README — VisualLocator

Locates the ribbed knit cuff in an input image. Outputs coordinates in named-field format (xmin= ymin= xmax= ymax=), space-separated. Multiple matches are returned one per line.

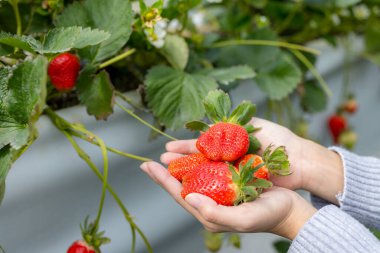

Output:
xmin=289 ymin=205 xmax=380 ymax=253
xmin=310 ymin=193 xmax=332 ymax=210
xmin=330 ymin=146 xmax=380 ymax=230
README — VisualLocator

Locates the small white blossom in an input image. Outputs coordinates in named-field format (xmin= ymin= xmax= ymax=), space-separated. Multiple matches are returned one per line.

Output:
xmin=353 ymin=4 xmax=370 ymax=20
xmin=167 ymin=19 xmax=182 ymax=33
xmin=189 ymin=10 xmax=205 ymax=29
xmin=144 ymin=20 xmax=168 ymax=48
xmin=331 ymin=14 xmax=341 ymax=26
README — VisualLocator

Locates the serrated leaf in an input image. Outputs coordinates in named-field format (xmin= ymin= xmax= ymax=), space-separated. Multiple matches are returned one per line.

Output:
xmin=185 ymin=121 xmax=209 ymax=132
xmin=0 ymin=145 xmax=12 ymax=205
xmin=255 ymin=54 xmax=301 ymax=100
xmin=249 ymin=178 xmax=273 ymax=188
xmin=145 ymin=66 xmax=218 ymax=130
xmin=39 ymin=26 xmax=110 ymax=54
xmin=248 ymin=136 xmax=261 ymax=154
xmin=301 ymin=81 xmax=327 ymax=113
xmin=0 ymin=32 xmax=41 ymax=53
xmin=56 ymin=0 xmax=133 ymax=62
xmin=159 ymin=35 xmax=189 ymax=70
xmin=77 ymin=68 xmax=115 ymax=120
xmin=203 ymin=90 xmax=231 ymax=123
xmin=204 ymin=66 xmax=256 ymax=85
xmin=229 ymin=101 xmax=256 ymax=125
xmin=0 ymin=56 xmax=47 ymax=150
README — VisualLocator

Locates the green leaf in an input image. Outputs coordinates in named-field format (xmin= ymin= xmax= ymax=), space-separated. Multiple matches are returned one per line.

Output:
xmin=301 ymin=81 xmax=327 ymax=113
xmin=203 ymin=90 xmax=231 ymax=123
xmin=249 ymin=178 xmax=273 ymax=188
xmin=248 ymin=136 xmax=261 ymax=154
xmin=0 ymin=44 xmax=13 ymax=56
xmin=263 ymin=145 xmax=291 ymax=176
xmin=273 ymin=240 xmax=291 ymax=253
xmin=365 ymin=20 xmax=380 ymax=54
xmin=145 ymin=66 xmax=218 ymax=130
xmin=241 ymin=186 xmax=258 ymax=202
xmin=0 ymin=56 xmax=47 ymax=150
xmin=229 ymin=101 xmax=256 ymax=125
xmin=305 ymin=0 xmax=360 ymax=7
xmin=228 ymin=165 xmax=241 ymax=184
xmin=77 ymin=68 xmax=115 ymax=120
xmin=55 ymin=0 xmax=133 ymax=62
xmin=185 ymin=121 xmax=209 ymax=132
xmin=202 ymin=65 xmax=256 ymax=85
xmin=0 ymin=145 xmax=12 ymax=205
xmin=0 ymin=32 xmax=41 ymax=53
xmin=255 ymin=54 xmax=301 ymax=100
xmin=159 ymin=35 xmax=189 ymax=70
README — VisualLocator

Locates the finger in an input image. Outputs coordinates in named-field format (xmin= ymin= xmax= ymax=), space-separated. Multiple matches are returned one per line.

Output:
xmin=166 ymin=140 xmax=198 ymax=154
xmin=160 ymin=152 xmax=184 ymax=165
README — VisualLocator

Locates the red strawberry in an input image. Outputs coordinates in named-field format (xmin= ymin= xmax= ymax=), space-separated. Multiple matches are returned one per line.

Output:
xmin=67 ymin=240 xmax=95 ymax=253
xmin=234 ymin=154 xmax=269 ymax=180
xmin=196 ymin=122 xmax=249 ymax=162
xmin=343 ymin=99 xmax=358 ymax=114
xmin=168 ymin=153 xmax=210 ymax=181
xmin=181 ymin=161 xmax=272 ymax=206
xmin=328 ymin=114 xmax=347 ymax=143
xmin=48 ymin=52 xmax=80 ymax=91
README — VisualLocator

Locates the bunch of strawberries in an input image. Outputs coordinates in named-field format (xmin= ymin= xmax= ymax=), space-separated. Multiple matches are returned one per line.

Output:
xmin=168 ymin=90 xmax=291 ymax=206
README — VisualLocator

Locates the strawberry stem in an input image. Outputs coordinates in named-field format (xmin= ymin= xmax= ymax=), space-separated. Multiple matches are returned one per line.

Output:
xmin=10 ymin=0 xmax=22 ymax=36
xmin=116 ymin=101 xmax=178 ymax=141
xmin=98 ymin=48 xmax=136 ymax=69
xmin=211 ymin=39 xmax=320 ymax=55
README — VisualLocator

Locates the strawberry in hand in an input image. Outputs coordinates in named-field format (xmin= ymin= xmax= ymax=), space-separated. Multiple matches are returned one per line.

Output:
xmin=168 ymin=153 xmax=210 ymax=181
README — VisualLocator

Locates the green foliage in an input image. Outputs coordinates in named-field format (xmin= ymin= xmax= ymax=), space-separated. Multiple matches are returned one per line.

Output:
xmin=301 ymin=81 xmax=328 ymax=112
xmin=200 ymin=66 xmax=256 ymax=86
xmin=159 ymin=35 xmax=189 ymax=70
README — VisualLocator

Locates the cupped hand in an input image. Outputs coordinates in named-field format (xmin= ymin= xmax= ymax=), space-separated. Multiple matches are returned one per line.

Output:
xmin=140 ymin=161 xmax=316 ymax=240
xmin=161 ymin=117 xmax=307 ymax=190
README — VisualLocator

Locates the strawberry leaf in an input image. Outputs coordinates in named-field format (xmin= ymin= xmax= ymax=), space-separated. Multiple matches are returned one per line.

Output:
xmin=247 ymin=136 xmax=261 ymax=154
xmin=228 ymin=101 xmax=256 ymax=125
xmin=76 ymin=67 xmax=115 ymax=120
xmin=241 ymin=186 xmax=258 ymax=202
xmin=0 ymin=145 xmax=12 ymax=205
xmin=263 ymin=145 xmax=291 ymax=176
xmin=228 ymin=165 xmax=240 ymax=184
xmin=203 ymin=90 xmax=231 ymax=123
xmin=145 ymin=66 xmax=217 ymax=130
xmin=199 ymin=65 xmax=256 ymax=85
xmin=249 ymin=178 xmax=273 ymax=188
xmin=0 ymin=32 xmax=41 ymax=53
xmin=159 ymin=35 xmax=189 ymax=70
xmin=185 ymin=121 xmax=209 ymax=132
xmin=55 ymin=0 xmax=133 ymax=62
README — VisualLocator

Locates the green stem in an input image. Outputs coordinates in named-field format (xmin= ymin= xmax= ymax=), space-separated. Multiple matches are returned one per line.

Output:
xmin=116 ymin=101 xmax=178 ymax=141
xmin=290 ymin=49 xmax=333 ymax=97
xmin=115 ymin=90 xmax=145 ymax=111
xmin=63 ymin=132 xmax=153 ymax=253
xmin=10 ymin=0 xmax=22 ymax=35
xmin=99 ymin=49 xmax=136 ymax=69
xmin=0 ymin=245 xmax=5 ymax=253
xmin=211 ymin=39 xmax=320 ymax=55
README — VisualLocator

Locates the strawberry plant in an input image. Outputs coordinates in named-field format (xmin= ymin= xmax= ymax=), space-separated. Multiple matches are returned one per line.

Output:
xmin=1 ymin=0 xmax=380 ymax=252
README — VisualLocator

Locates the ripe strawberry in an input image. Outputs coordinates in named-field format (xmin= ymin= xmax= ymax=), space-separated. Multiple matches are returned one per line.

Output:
xmin=343 ymin=99 xmax=358 ymax=114
xmin=48 ymin=52 xmax=80 ymax=91
xmin=181 ymin=161 xmax=272 ymax=206
xmin=67 ymin=240 xmax=95 ymax=253
xmin=328 ymin=114 xmax=347 ymax=143
xmin=196 ymin=122 xmax=249 ymax=162
xmin=234 ymin=154 xmax=269 ymax=180
xmin=168 ymin=153 xmax=210 ymax=181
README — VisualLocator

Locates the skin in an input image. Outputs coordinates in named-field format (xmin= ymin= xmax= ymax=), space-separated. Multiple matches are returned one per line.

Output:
xmin=140 ymin=117 xmax=344 ymax=240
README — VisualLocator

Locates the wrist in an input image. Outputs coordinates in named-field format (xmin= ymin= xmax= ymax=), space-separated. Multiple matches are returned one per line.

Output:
xmin=300 ymin=139 xmax=344 ymax=205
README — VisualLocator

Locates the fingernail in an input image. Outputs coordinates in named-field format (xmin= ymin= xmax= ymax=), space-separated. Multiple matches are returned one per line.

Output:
xmin=185 ymin=194 xmax=202 ymax=209
xmin=140 ymin=162 xmax=148 ymax=172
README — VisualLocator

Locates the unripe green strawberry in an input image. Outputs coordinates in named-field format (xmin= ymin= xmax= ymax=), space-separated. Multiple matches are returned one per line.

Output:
xmin=168 ymin=153 xmax=210 ymax=181
xmin=196 ymin=122 xmax=249 ymax=162
xmin=338 ymin=130 xmax=357 ymax=150
xmin=48 ymin=52 xmax=80 ymax=91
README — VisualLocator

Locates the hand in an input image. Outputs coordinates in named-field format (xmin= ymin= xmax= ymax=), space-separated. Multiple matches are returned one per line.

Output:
xmin=140 ymin=161 xmax=316 ymax=240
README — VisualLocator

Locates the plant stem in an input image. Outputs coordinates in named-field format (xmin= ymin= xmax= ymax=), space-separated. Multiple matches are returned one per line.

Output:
xmin=10 ymin=0 xmax=22 ymax=35
xmin=211 ymin=39 xmax=320 ymax=55
xmin=290 ymin=49 xmax=333 ymax=97
xmin=115 ymin=90 xmax=145 ymax=111
xmin=99 ymin=49 xmax=136 ymax=69
xmin=63 ymin=132 xmax=153 ymax=253
xmin=116 ymin=101 xmax=178 ymax=141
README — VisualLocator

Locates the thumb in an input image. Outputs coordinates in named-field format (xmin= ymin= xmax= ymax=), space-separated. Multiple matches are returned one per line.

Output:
xmin=185 ymin=193 xmax=217 ymax=210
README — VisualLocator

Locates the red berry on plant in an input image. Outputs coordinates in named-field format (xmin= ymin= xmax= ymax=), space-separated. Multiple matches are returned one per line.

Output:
xmin=67 ymin=240 xmax=95 ymax=253
xmin=168 ymin=153 xmax=210 ymax=181
xmin=328 ymin=114 xmax=347 ymax=143
xmin=48 ymin=52 xmax=80 ymax=91
xmin=343 ymin=99 xmax=358 ymax=114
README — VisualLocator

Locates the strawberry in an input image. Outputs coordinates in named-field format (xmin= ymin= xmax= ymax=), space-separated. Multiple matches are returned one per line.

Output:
xmin=343 ymin=99 xmax=358 ymax=114
xmin=196 ymin=122 xmax=249 ymax=162
xmin=328 ymin=114 xmax=347 ymax=143
xmin=48 ymin=52 xmax=80 ymax=91
xmin=186 ymin=90 xmax=259 ymax=162
xmin=234 ymin=154 xmax=269 ymax=180
xmin=168 ymin=153 xmax=210 ymax=181
xmin=181 ymin=160 xmax=272 ymax=206
xmin=338 ymin=129 xmax=357 ymax=150
xmin=67 ymin=240 xmax=95 ymax=253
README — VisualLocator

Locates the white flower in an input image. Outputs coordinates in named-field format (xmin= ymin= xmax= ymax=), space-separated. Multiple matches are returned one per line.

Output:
xmin=331 ymin=14 xmax=341 ymax=26
xmin=353 ymin=4 xmax=370 ymax=20
xmin=189 ymin=10 xmax=205 ymax=29
xmin=144 ymin=20 xmax=168 ymax=48
xmin=167 ymin=19 xmax=182 ymax=33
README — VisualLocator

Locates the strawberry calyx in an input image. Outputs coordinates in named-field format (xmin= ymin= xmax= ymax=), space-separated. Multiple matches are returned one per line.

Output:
xmin=80 ymin=216 xmax=110 ymax=253
xmin=262 ymin=145 xmax=291 ymax=176
xmin=229 ymin=157 xmax=272 ymax=206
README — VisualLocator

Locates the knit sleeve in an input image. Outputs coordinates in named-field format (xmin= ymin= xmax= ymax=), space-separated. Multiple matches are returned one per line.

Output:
xmin=330 ymin=146 xmax=380 ymax=230
xmin=289 ymin=205 xmax=380 ymax=253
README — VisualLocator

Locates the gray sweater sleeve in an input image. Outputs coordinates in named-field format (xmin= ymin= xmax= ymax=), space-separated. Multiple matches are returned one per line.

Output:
xmin=289 ymin=205 xmax=380 ymax=253
xmin=311 ymin=146 xmax=380 ymax=229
